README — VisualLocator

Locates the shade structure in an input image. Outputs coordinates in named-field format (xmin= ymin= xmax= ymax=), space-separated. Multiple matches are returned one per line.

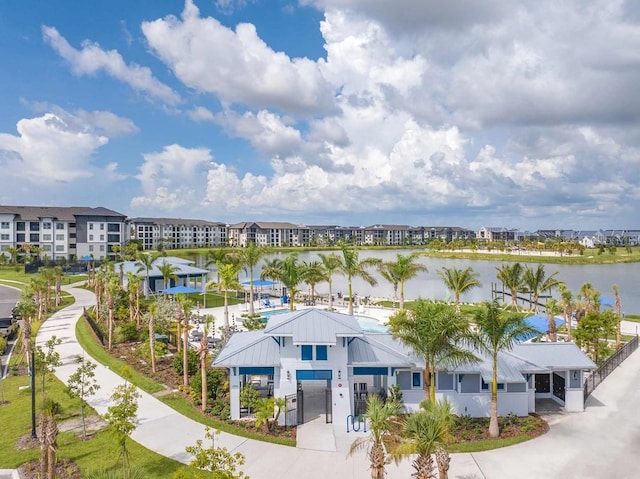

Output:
xmin=241 ymin=280 xmax=277 ymax=287
xmin=159 ymin=285 xmax=201 ymax=294
xmin=518 ymin=313 xmax=566 ymax=342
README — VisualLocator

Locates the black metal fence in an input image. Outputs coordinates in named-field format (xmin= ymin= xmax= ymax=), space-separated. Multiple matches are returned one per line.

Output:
xmin=584 ymin=335 xmax=639 ymax=400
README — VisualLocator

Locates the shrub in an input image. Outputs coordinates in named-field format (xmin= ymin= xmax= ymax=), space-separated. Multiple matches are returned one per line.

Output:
xmin=137 ymin=339 xmax=168 ymax=361
xmin=115 ymin=321 xmax=140 ymax=342
xmin=0 ymin=337 xmax=7 ymax=355
xmin=173 ymin=349 xmax=199 ymax=377
xmin=190 ymin=369 xmax=228 ymax=402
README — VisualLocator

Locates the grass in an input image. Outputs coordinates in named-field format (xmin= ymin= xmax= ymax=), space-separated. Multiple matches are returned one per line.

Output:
xmin=623 ymin=314 xmax=640 ymax=323
xmin=0 ymin=375 xmax=183 ymax=477
xmin=75 ymin=318 xmax=165 ymax=394
xmin=449 ymin=434 xmax=537 ymax=453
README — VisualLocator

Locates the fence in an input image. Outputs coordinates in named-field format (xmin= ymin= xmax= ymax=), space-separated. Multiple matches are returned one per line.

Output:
xmin=584 ymin=335 xmax=639 ymax=400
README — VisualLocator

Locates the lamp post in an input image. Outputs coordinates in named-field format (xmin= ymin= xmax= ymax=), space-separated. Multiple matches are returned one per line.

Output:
xmin=30 ymin=349 xmax=36 ymax=438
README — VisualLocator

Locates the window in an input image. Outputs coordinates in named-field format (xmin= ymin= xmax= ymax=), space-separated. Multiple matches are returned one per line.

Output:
xmin=301 ymin=345 xmax=313 ymax=361
xmin=55 ymin=234 xmax=64 ymax=241
xmin=316 ymin=345 xmax=328 ymax=361
xmin=1 ymin=222 xmax=9 ymax=229
xmin=55 ymin=245 xmax=64 ymax=252
xmin=412 ymin=372 xmax=422 ymax=388
xmin=16 ymin=233 xmax=25 ymax=242
xmin=481 ymin=379 xmax=504 ymax=391
xmin=108 ymin=223 xmax=120 ymax=232
xmin=88 ymin=245 xmax=94 ymax=252
xmin=89 ymin=223 xmax=94 ymax=230
xmin=29 ymin=223 xmax=39 ymax=231
xmin=100 ymin=235 xmax=104 ymax=241
xmin=16 ymin=222 xmax=25 ymax=231
xmin=437 ymin=373 xmax=454 ymax=390
xmin=42 ymin=245 xmax=51 ymax=252
xmin=42 ymin=234 xmax=52 ymax=241
xmin=100 ymin=223 xmax=104 ymax=230
xmin=56 ymin=223 xmax=64 ymax=230
xmin=99 ymin=245 xmax=104 ymax=251
xmin=89 ymin=235 xmax=94 ymax=241
xmin=42 ymin=222 xmax=51 ymax=229
xmin=0 ymin=234 xmax=9 ymax=241
xmin=30 ymin=233 xmax=39 ymax=242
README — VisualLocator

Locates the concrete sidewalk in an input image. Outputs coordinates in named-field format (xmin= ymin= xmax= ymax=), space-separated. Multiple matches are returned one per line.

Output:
xmin=37 ymin=286 xmax=640 ymax=479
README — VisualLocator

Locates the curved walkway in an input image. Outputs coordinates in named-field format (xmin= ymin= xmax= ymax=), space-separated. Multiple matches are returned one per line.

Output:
xmin=37 ymin=286 xmax=640 ymax=479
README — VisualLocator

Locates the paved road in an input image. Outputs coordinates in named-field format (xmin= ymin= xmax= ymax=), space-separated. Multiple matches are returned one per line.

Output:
xmin=0 ymin=284 xmax=21 ymax=378
xmin=38 ymin=286 xmax=640 ymax=479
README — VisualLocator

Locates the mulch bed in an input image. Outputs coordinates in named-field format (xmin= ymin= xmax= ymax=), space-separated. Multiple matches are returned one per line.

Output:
xmin=451 ymin=413 xmax=549 ymax=442
xmin=19 ymin=458 xmax=82 ymax=479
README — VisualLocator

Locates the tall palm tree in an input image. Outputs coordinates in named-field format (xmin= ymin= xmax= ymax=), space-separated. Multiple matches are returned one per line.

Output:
xmin=301 ymin=260 xmax=325 ymax=302
xmin=105 ymin=272 xmax=121 ymax=351
xmin=580 ymin=282 xmax=597 ymax=314
xmin=438 ymin=266 xmax=481 ymax=313
xmin=523 ymin=264 xmax=561 ymax=313
xmin=205 ymin=247 xmax=232 ymax=284
xmin=558 ymin=284 xmax=574 ymax=342
xmin=136 ymin=252 xmax=160 ymax=297
xmin=39 ymin=399 xmax=59 ymax=479
xmin=207 ymin=262 xmax=242 ymax=333
xmin=338 ymin=244 xmax=381 ymax=315
xmin=348 ymin=395 xmax=402 ymax=479
xmin=177 ymin=294 xmax=194 ymax=387
xmin=265 ymin=253 xmax=306 ymax=311
xmin=234 ymin=243 xmax=269 ymax=316
xmin=318 ymin=252 xmax=343 ymax=311
xmin=198 ymin=315 xmax=213 ymax=413
xmin=53 ymin=266 xmax=63 ymax=307
xmin=613 ymin=284 xmax=622 ymax=348
xmin=389 ymin=300 xmax=477 ymax=402
xmin=379 ymin=253 xmax=427 ymax=310
xmin=144 ymin=303 xmax=158 ymax=373
xmin=495 ymin=262 xmax=524 ymax=310
xmin=472 ymin=301 xmax=537 ymax=438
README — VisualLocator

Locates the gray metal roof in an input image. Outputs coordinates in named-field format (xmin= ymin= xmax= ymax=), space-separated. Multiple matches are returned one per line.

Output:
xmin=511 ymin=342 xmax=597 ymax=370
xmin=263 ymin=309 xmax=363 ymax=345
xmin=445 ymin=347 xmax=548 ymax=383
xmin=348 ymin=334 xmax=420 ymax=367
xmin=214 ymin=331 xmax=280 ymax=367
xmin=115 ymin=256 xmax=209 ymax=279
xmin=0 ymin=205 xmax=126 ymax=221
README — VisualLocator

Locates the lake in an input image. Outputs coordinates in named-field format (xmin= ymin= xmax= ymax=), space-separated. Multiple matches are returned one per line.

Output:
xmin=197 ymin=250 xmax=640 ymax=314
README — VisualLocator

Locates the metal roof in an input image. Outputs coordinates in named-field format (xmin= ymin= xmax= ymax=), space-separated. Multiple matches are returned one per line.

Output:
xmin=214 ymin=331 xmax=281 ymax=367
xmin=348 ymin=334 xmax=420 ymax=367
xmin=263 ymin=309 xmax=363 ymax=345
xmin=0 ymin=205 xmax=126 ymax=221
xmin=444 ymin=347 xmax=548 ymax=383
xmin=511 ymin=342 xmax=597 ymax=370
xmin=115 ymin=257 xmax=209 ymax=279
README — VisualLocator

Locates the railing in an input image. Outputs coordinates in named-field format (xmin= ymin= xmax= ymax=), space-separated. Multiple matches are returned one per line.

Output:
xmin=584 ymin=335 xmax=639 ymax=400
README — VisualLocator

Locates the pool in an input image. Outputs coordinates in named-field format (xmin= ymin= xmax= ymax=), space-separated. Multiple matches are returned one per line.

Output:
xmin=260 ymin=308 xmax=289 ymax=319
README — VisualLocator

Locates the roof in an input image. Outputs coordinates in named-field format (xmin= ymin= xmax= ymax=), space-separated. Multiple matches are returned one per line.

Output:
xmin=115 ymin=256 xmax=209 ymax=278
xmin=445 ymin=347 xmax=547 ymax=383
xmin=214 ymin=331 xmax=281 ymax=367
xmin=0 ymin=205 xmax=126 ymax=221
xmin=511 ymin=342 xmax=597 ymax=370
xmin=128 ymin=217 xmax=225 ymax=227
xmin=348 ymin=334 xmax=420 ymax=367
xmin=263 ymin=309 xmax=363 ymax=345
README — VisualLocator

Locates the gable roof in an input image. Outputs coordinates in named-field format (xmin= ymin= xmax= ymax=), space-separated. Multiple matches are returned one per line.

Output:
xmin=446 ymin=347 xmax=548 ymax=383
xmin=214 ymin=331 xmax=281 ymax=367
xmin=348 ymin=334 xmax=420 ymax=367
xmin=263 ymin=309 xmax=363 ymax=345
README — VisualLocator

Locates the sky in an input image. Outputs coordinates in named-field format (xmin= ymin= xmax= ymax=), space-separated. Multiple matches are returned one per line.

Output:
xmin=1 ymin=0 xmax=639 ymax=230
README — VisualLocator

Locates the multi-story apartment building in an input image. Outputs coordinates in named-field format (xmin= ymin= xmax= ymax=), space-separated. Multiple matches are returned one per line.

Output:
xmin=128 ymin=217 xmax=227 ymax=250
xmin=476 ymin=226 xmax=519 ymax=242
xmin=0 ymin=206 xmax=126 ymax=261
xmin=228 ymin=222 xmax=310 ymax=247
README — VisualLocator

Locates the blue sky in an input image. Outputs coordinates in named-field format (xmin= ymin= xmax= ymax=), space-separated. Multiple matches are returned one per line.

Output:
xmin=1 ymin=0 xmax=639 ymax=230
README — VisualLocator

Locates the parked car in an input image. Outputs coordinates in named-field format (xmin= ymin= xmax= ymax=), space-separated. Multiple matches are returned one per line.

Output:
xmin=190 ymin=329 xmax=204 ymax=341
xmin=208 ymin=337 xmax=221 ymax=349
xmin=0 ymin=318 xmax=18 ymax=340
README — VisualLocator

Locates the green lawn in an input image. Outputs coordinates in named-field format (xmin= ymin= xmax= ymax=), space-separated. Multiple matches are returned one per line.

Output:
xmin=449 ymin=434 xmax=537 ymax=453
xmin=0 ymin=375 xmax=183 ymax=477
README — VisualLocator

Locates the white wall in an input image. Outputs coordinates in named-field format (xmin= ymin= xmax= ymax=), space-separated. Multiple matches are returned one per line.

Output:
xmin=434 ymin=391 xmax=529 ymax=417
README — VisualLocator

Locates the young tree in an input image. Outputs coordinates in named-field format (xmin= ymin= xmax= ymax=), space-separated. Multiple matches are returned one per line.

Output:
xmin=135 ymin=252 xmax=160 ymax=297
xmin=104 ymin=372 xmax=141 ymax=478
xmin=523 ymin=264 xmax=561 ymax=313
xmin=38 ymin=398 xmax=59 ymax=479
xmin=574 ymin=310 xmax=617 ymax=364
xmin=612 ymin=284 xmax=622 ymax=348
xmin=545 ymin=298 xmax=561 ymax=342
xmin=234 ymin=243 xmax=269 ymax=316
xmin=158 ymin=261 xmax=180 ymax=290
xmin=379 ymin=253 xmax=427 ymax=310
xmin=472 ymin=301 xmax=537 ymax=438
xmin=348 ymin=395 xmax=403 ymax=479
xmin=558 ymin=284 xmax=574 ymax=342
xmin=438 ymin=266 xmax=481 ymax=313
xmin=177 ymin=294 xmax=194 ymax=387
xmin=317 ymin=252 xmax=344 ymax=311
xmin=207 ymin=263 xmax=241 ymax=332
xmin=301 ymin=260 xmax=326 ymax=303
xmin=496 ymin=262 xmax=524 ymax=310
xmin=388 ymin=301 xmax=477 ymax=402
xmin=66 ymin=355 xmax=101 ymax=439
xmin=198 ymin=316 xmax=213 ymax=413
xmin=36 ymin=335 xmax=62 ymax=398
xmin=173 ymin=427 xmax=247 ymax=479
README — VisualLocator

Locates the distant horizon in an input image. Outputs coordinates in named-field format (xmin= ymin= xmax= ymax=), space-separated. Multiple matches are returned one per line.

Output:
xmin=1 ymin=1 xmax=639 ymax=229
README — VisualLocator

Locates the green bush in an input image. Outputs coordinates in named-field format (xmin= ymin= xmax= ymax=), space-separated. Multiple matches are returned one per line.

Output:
xmin=116 ymin=321 xmax=140 ymax=342
xmin=137 ymin=339 xmax=168 ymax=361
xmin=172 ymin=349 xmax=199 ymax=377
xmin=0 ymin=337 xmax=7 ymax=355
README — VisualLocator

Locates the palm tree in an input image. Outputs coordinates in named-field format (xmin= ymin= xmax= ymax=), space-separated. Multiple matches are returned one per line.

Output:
xmin=613 ymin=284 xmax=622 ymax=348
xmin=472 ymin=301 xmax=537 ymax=438
xmin=495 ymin=263 xmax=524 ymax=310
xmin=126 ymin=272 xmax=142 ymax=328
xmin=387 ymin=253 xmax=427 ymax=310
xmin=338 ymin=244 xmax=381 ymax=315
xmin=39 ymin=399 xmax=59 ymax=479
xmin=234 ymin=243 xmax=269 ymax=316
xmin=144 ymin=304 xmax=158 ymax=373
xmin=157 ymin=260 xmax=179 ymax=291
xmin=317 ymin=253 xmax=343 ymax=311
xmin=105 ymin=272 xmax=121 ymax=351
xmin=207 ymin=262 xmax=241 ymax=333
xmin=388 ymin=300 xmax=477 ymax=402
xmin=438 ymin=266 xmax=481 ymax=313
xmin=205 ymin=247 xmax=232 ymax=284
xmin=301 ymin=260 xmax=325 ymax=303
xmin=579 ymin=282 xmax=597 ymax=314
xmin=545 ymin=298 xmax=560 ymax=342
xmin=177 ymin=294 xmax=194 ymax=387
xmin=136 ymin=252 xmax=160 ymax=297
xmin=523 ymin=264 xmax=561 ymax=313
xmin=393 ymin=400 xmax=454 ymax=479
xmin=198 ymin=315 xmax=213 ymax=413
xmin=558 ymin=284 xmax=574 ymax=342
xmin=53 ymin=266 xmax=63 ymax=307
xmin=264 ymin=253 xmax=306 ymax=311
xmin=348 ymin=395 xmax=402 ymax=479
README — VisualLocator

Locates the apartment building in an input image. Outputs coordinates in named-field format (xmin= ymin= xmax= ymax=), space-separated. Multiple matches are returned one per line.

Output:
xmin=227 ymin=222 xmax=311 ymax=247
xmin=0 ymin=205 xmax=126 ymax=261
xmin=128 ymin=217 xmax=227 ymax=250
